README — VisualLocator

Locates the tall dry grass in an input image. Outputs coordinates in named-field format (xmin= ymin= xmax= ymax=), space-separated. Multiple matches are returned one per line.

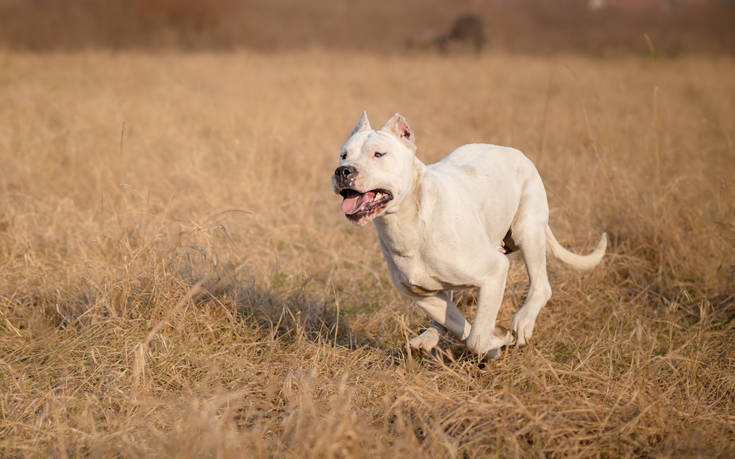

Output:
xmin=0 ymin=50 xmax=734 ymax=456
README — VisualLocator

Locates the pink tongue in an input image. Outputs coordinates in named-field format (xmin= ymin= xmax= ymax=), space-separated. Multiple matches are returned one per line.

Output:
xmin=342 ymin=191 xmax=376 ymax=215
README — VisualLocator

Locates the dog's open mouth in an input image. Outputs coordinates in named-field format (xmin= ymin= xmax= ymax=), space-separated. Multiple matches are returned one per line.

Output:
xmin=340 ymin=188 xmax=393 ymax=224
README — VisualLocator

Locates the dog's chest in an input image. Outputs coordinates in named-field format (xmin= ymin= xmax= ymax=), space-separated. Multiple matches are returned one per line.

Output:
xmin=386 ymin=254 xmax=443 ymax=296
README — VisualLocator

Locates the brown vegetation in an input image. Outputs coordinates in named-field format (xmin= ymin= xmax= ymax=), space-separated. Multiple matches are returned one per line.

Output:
xmin=0 ymin=49 xmax=733 ymax=456
xmin=0 ymin=0 xmax=734 ymax=55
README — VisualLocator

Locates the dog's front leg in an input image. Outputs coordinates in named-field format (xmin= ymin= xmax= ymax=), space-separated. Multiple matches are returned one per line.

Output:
xmin=409 ymin=291 xmax=471 ymax=352
xmin=407 ymin=321 xmax=445 ymax=352
xmin=465 ymin=256 xmax=514 ymax=357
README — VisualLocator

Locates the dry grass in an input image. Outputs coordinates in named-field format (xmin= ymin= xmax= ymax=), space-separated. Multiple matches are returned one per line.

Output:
xmin=0 ymin=50 xmax=734 ymax=457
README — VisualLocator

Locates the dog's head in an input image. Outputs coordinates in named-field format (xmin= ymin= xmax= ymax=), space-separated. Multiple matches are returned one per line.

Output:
xmin=332 ymin=111 xmax=418 ymax=225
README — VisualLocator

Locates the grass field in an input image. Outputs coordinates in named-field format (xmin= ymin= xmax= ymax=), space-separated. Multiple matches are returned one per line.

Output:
xmin=0 ymin=50 xmax=734 ymax=457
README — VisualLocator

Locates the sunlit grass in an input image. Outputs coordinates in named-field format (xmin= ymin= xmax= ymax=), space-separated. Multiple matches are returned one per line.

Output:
xmin=0 ymin=50 xmax=733 ymax=457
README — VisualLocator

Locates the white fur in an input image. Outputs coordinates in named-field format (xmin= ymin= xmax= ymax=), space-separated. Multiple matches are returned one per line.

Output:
xmin=333 ymin=112 xmax=607 ymax=356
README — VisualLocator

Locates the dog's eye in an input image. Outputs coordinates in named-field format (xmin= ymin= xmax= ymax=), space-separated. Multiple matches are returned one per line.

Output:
xmin=374 ymin=152 xmax=386 ymax=158
xmin=340 ymin=152 xmax=347 ymax=160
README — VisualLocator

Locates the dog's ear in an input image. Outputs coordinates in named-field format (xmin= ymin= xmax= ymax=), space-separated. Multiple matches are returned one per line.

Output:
xmin=382 ymin=113 xmax=416 ymax=148
xmin=349 ymin=110 xmax=372 ymax=137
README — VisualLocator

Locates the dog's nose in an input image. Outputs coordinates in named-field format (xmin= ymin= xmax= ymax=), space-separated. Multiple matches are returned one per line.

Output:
xmin=335 ymin=165 xmax=357 ymax=180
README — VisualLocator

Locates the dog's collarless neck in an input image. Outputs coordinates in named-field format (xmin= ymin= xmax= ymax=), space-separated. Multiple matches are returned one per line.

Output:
xmin=373 ymin=159 xmax=427 ymax=256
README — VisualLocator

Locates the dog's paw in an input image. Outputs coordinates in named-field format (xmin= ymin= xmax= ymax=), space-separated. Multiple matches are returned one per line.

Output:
xmin=511 ymin=309 xmax=537 ymax=346
xmin=465 ymin=327 xmax=513 ymax=356
xmin=407 ymin=327 xmax=441 ymax=352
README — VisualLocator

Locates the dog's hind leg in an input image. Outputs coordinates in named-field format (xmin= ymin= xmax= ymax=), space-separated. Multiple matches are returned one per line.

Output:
xmin=511 ymin=222 xmax=552 ymax=345
xmin=409 ymin=291 xmax=471 ymax=352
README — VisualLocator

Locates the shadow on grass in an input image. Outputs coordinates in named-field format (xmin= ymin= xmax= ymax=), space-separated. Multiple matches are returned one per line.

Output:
xmin=180 ymin=261 xmax=394 ymax=355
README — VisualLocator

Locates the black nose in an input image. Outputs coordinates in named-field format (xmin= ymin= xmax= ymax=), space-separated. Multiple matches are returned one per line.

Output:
xmin=335 ymin=165 xmax=357 ymax=181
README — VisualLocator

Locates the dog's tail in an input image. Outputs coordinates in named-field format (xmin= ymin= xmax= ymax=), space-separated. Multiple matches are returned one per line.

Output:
xmin=545 ymin=225 xmax=607 ymax=271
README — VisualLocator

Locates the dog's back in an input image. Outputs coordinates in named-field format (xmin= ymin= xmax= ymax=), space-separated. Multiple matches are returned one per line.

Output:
xmin=423 ymin=144 xmax=544 ymax=242
xmin=430 ymin=143 xmax=536 ymax=189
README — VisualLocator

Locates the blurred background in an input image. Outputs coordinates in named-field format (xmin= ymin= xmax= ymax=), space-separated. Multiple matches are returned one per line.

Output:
xmin=0 ymin=0 xmax=733 ymax=55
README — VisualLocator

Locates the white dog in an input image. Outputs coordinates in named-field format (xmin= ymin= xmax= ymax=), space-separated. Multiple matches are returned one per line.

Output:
xmin=332 ymin=111 xmax=607 ymax=357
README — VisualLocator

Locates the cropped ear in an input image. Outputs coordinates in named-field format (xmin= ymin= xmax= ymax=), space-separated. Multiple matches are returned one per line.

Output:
xmin=382 ymin=113 xmax=416 ymax=147
xmin=349 ymin=110 xmax=372 ymax=137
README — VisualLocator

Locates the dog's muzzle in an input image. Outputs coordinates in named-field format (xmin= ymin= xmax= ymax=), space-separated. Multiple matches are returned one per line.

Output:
xmin=334 ymin=165 xmax=358 ymax=189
